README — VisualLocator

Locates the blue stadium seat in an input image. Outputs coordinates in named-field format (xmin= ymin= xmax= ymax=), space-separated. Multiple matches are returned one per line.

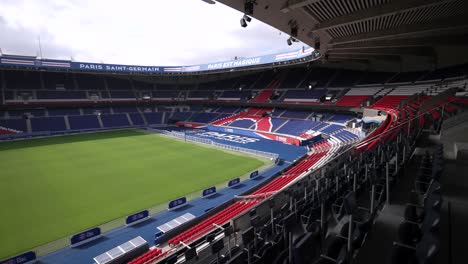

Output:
xmin=0 ymin=118 xmax=28 ymax=132
xmin=144 ymin=112 xmax=164 ymax=124
xmin=31 ymin=117 xmax=67 ymax=132
xmin=68 ymin=115 xmax=101 ymax=130
xmin=129 ymin=113 xmax=145 ymax=126
xmin=100 ymin=114 xmax=130 ymax=128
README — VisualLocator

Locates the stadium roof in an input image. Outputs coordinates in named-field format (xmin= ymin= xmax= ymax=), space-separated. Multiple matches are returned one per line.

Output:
xmin=218 ymin=0 xmax=468 ymax=71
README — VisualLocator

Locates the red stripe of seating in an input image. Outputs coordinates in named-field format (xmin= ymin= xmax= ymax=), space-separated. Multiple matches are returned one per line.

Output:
xmin=336 ymin=95 xmax=370 ymax=107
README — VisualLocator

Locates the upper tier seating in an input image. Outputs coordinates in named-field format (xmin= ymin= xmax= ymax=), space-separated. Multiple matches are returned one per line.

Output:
xmin=133 ymin=80 xmax=154 ymax=90
xmin=5 ymin=70 xmax=41 ymax=90
xmin=336 ymin=96 xmax=371 ymax=107
xmin=76 ymin=74 xmax=105 ymax=90
xmin=31 ymin=117 xmax=66 ymax=132
xmin=301 ymin=68 xmax=336 ymax=87
xmin=358 ymin=72 xmax=395 ymax=85
xmin=43 ymin=72 xmax=76 ymax=90
xmin=253 ymin=70 xmax=276 ymax=89
xmin=218 ymin=90 xmax=250 ymax=101
xmin=329 ymin=70 xmax=363 ymax=87
xmin=188 ymin=90 xmax=213 ymax=100
xmin=250 ymin=89 xmax=273 ymax=102
xmin=282 ymin=89 xmax=327 ymax=103
xmin=371 ymin=84 xmax=431 ymax=108
xmin=48 ymin=108 xmax=81 ymax=116
xmin=388 ymin=71 xmax=426 ymax=83
xmin=106 ymin=78 xmax=131 ymax=90
xmin=36 ymin=90 xmax=87 ymax=100
xmin=68 ymin=115 xmax=101 ymax=130
xmin=388 ymin=84 xmax=430 ymax=96
xmin=336 ymin=87 xmax=382 ymax=107
xmin=109 ymin=90 xmax=135 ymax=99
xmin=421 ymin=64 xmax=468 ymax=81
xmin=281 ymin=68 xmax=308 ymax=88
xmin=371 ymin=95 xmax=410 ymax=109
xmin=152 ymin=91 xmax=179 ymax=99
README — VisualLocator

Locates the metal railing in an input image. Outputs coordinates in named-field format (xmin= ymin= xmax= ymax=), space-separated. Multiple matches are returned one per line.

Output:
xmin=440 ymin=110 xmax=468 ymax=136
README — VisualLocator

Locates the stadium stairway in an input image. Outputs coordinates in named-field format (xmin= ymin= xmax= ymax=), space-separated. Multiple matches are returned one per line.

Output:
xmin=254 ymin=117 xmax=271 ymax=131
xmin=250 ymin=89 xmax=274 ymax=103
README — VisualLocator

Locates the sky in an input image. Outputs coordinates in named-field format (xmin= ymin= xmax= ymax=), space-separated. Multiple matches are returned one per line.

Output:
xmin=0 ymin=0 xmax=304 ymax=66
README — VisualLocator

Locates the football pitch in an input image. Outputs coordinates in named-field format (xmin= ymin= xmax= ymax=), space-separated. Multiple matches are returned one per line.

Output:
xmin=0 ymin=129 xmax=267 ymax=259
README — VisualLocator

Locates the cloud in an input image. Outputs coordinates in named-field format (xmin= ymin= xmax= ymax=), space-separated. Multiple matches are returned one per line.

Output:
xmin=0 ymin=0 xmax=305 ymax=65
xmin=0 ymin=17 xmax=75 ymax=59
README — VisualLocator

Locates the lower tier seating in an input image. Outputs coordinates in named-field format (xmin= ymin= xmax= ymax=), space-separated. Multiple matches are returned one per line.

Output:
xmin=31 ymin=117 xmax=66 ymax=132
xmin=100 ymin=114 xmax=130 ymax=128
xmin=68 ymin=115 xmax=101 ymax=130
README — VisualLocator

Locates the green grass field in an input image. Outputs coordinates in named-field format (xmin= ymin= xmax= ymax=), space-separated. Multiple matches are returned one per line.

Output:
xmin=0 ymin=129 xmax=267 ymax=259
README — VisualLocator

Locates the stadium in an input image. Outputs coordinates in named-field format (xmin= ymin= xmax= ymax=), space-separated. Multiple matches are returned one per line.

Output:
xmin=1 ymin=0 xmax=468 ymax=264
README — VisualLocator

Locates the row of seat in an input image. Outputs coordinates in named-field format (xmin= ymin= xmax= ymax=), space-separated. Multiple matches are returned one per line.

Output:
xmin=391 ymin=145 xmax=444 ymax=264
xmin=127 ymin=248 xmax=163 ymax=264
xmin=168 ymin=201 xmax=260 ymax=246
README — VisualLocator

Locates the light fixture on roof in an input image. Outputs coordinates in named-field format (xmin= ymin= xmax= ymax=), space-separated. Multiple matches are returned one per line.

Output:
xmin=287 ymin=36 xmax=299 ymax=46
xmin=240 ymin=17 xmax=248 ymax=28
xmin=240 ymin=14 xmax=252 ymax=28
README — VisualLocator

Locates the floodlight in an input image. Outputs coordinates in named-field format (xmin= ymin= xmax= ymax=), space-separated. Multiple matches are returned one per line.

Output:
xmin=240 ymin=18 xmax=248 ymax=28
xmin=243 ymin=14 xmax=252 ymax=22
